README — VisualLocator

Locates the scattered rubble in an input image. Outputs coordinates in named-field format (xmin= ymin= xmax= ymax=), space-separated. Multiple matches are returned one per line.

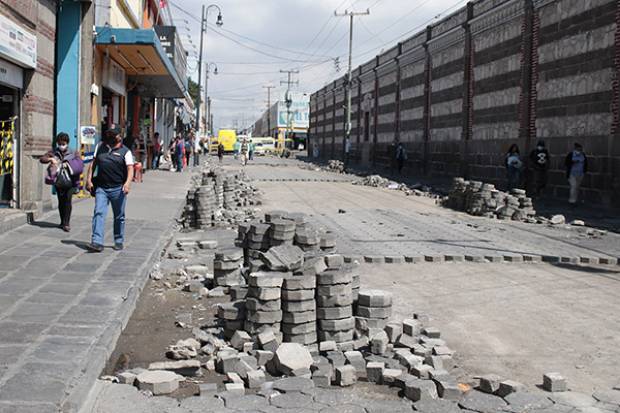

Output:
xmin=353 ymin=175 xmax=437 ymax=198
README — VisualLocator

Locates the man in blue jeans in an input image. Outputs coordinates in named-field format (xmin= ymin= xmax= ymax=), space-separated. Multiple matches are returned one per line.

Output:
xmin=85 ymin=128 xmax=134 ymax=252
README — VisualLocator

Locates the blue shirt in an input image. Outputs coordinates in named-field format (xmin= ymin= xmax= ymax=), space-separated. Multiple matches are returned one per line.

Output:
xmin=570 ymin=151 xmax=585 ymax=177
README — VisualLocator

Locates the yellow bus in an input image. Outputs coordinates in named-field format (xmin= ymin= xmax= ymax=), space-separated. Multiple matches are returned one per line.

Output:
xmin=210 ymin=129 xmax=237 ymax=153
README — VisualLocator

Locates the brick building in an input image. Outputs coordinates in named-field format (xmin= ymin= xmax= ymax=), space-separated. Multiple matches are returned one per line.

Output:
xmin=0 ymin=0 xmax=57 ymax=212
xmin=310 ymin=0 xmax=620 ymax=206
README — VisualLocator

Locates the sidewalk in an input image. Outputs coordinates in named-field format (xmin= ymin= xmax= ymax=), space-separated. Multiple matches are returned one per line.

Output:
xmin=0 ymin=169 xmax=193 ymax=413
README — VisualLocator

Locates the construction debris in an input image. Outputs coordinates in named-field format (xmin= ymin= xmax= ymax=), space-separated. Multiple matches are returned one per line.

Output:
xmin=443 ymin=178 xmax=537 ymax=221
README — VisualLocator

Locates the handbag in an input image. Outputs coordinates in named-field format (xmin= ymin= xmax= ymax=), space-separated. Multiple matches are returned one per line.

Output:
xmin=54 ymin=163 xmax=73 ymax=190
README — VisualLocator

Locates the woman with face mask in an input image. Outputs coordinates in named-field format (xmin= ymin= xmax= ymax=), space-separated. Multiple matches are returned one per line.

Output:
xmin=40 ymin=132 xmax=84 ymax=231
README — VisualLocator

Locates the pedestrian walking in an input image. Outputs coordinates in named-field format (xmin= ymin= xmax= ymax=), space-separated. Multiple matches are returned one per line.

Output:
xmin=193 ymin=133 xmax=201 ymax=167
xmin=151 ymin=132 xmax=161 ymax=170
xmin=40 ymin=132 xmax=84 ymax=232
xmin=529 ymin=140 xmax=550 ymax=197
xmin=343 ymin=137 xmax=351 ymax=172
xmin=86 ymin=129 xmax=134 ymax=252
xmin=175 ymin=135 xmax=185 ymax=172
xmin=565 ymin=142 xmax=588 ymax=205
xmin=395 ymin=142 xmax=407 ymax=175
xmin=240 ymin=139 xmax=249 ymax=166
xmin=217 ymin=142 xmax=224 ymax=164
xmin=184 ymin=136 xmax=192 ymax=167
xmin=248 ymin=140 xmax=255 ymax=161
xmin=505 ymin=144 xmax=523 ymax=191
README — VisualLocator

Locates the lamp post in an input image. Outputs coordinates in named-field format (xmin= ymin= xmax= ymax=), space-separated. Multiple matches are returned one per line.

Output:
xmin=195 ymin=4 xmax=222 ymax=135
xmin=204 ymin=62 xmax=218 ymax=136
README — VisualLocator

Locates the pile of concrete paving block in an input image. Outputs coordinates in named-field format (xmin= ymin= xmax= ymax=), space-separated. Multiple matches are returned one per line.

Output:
xmin=213 ymin=248 xmax=244 ymax=288
xmin=182 ymin=166 xmax=261 ymax=229
xmin=245 ymin=272 xmax=283 ymax=339
xmin=444 ymin=178 xmax=537 ymax=221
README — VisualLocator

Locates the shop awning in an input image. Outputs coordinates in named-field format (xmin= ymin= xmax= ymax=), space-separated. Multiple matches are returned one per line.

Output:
xmin=95 ymin=27 xmax=186 ymax=98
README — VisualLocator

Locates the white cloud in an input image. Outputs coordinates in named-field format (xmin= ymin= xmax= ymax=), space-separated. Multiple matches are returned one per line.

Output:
xmin=168 ymin=0 xmax=467 ymax=131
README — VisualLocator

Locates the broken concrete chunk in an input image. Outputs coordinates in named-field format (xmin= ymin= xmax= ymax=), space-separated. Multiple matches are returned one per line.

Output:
xmin=335 ymin=365 xmax=357 ymax=386
xmin=478 ymin=374 xmax=502 ymax=394
xmin=148 ymin=360 xmax=201 ymax=377
xmin=356 ymin=305 xmax=392 ymax=319
xmin=403 ymin=319 xmax=421 ymax=336
xmin=246 ymin=369 xmax=266 ymax=389
xmin=248 ymin=272 xmax=285 ymax=288
xmin=543 ymin=372 xmax=567 ymax=392
xmin=422 ymin=327 xmax=441 ymax=338
xmin=224 ymin=382 xmax=245 ymax=396
xmin=497 ymin=380 xmax=525 ymax=397
xmin=261 ymin=245 xmax=305 ymax=271
xmin=274 ymin=343 xmax=314 ymax=376
xmin=366 ymin=361 xmax=385 ymax=384
xmin=136 ymin=370 xmax=182 ymax=395
xmin=385 ymin=322 xmax=403 ymax=343
xmin=319 ymin=341 xmax=337 ymax=352
xmin=357 ymin=289 xmax=393 ymax=307
xmin=405 ymin=379 xmax=438 ymax=401
xmin=230 ymin=331 xmax=253 ymax=351
xmin=371 ymin=331 xmax=389 ymax=355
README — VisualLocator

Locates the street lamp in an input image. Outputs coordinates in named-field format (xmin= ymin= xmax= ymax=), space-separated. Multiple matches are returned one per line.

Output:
xmin=204 ymin=62 xmax=218 ymax=136
xmin=195 ymin=4 xmax=223 ymax=136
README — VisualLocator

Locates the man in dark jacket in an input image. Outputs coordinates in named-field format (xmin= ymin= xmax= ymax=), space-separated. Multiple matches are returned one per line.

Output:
xmin=529 ymin=140 xmax=550 ymax=197
xmin=565 ymin=142 xmax=588 ymax=205
xmin=86 ymin=128 xmax=134 ymax=252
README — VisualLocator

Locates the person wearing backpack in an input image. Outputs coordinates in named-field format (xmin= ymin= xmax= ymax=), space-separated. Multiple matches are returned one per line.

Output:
xmin=40 ymin=132 xmax=84 ymax=232
xmin=85 ymin=128 xmax=134 ymax=252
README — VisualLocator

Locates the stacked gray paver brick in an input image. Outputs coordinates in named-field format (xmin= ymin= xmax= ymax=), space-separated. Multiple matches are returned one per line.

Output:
xmin=269 ymin=217 xmax=296 ymax=248
xmin=281 ymin=272 xmax=317 ymax=345
xmin=245 ymin=272 xmax=284 ymax=338
xmin=214 ymin=248 xmax=245 ymax=288
xmin=355 ymin=289 xmax=393 ymax=333
xmin=316 ymin=256 xmax=354 ymax=344
xmin=444 ymin=178 xmax=536 ymax=221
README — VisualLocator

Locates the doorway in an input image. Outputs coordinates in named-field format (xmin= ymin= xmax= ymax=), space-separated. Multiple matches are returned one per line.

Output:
xmin=0 ymin=84 xmax=17 ymax=207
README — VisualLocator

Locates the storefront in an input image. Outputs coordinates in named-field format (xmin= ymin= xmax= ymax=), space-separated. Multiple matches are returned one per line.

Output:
xmin=95 ymin=26 xmax=186 ymax=169
xmin=101 ymin=55 xmax=127 ymax=135
xmin=0 ymin=14 xmax=37 ymax=208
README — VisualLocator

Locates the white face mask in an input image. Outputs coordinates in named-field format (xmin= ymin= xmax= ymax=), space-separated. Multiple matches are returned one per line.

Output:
xmin=58 ymin=144 xmax=68 ymax=151
xmin=537 ymin=146 xmax=543 ymax=150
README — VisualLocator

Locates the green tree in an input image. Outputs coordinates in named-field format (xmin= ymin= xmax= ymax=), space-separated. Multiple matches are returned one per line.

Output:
xmin=188 ymin=78 xmax=200 ymax=105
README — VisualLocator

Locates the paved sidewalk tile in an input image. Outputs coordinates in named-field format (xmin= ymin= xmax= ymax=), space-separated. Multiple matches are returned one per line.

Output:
xmin=0 ymin=170 xmax=192 ymax=412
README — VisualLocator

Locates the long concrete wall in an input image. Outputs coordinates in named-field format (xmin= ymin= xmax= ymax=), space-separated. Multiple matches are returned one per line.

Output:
xmin=309 ymin=0 xmax=620 ymax=206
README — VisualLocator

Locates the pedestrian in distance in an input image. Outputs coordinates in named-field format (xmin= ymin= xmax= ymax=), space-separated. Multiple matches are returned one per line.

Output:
xmin=343 ymin=136 xmax=351 ymax=173
xmin=151 ymin=132 xmax=162 ymax=170
xmin=529 ymin=140 xmax=550 ymax=197
xmin=248 ymin=140 xmax=255 ymax=161
xmin=565 ymin=142 xmax=588 ymax=206
xmin=40 ymin=132 xmax=84 ymax=232
xmin=175 ymin=135 xmax=185 ymax=172
xmin=240 ymin=138 xmax=249 ymax=166
xmin=217 ymin=142 xmax=224 ymax=164
xmin=505 ymin=144 xmax=523 ymax=191
xmin=169 ymin=137 xmax=177 ymax=171
xmin=86 ymin=128 xmax=134 ymax=252
xmin=395 ymin=142 xmax=407 ymax=175
xmin=193 ymin=133 xmax=201 ymax=167
xmin=184 ymin=136 xmax=192 ymax=168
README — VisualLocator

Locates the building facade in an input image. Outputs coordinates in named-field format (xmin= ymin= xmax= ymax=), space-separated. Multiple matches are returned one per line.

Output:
xmin=253 ymin=92 xmax=310 ymax=148
xmin=0 ymin=0 xmax=57 ymax=212
xmin=310 ymin=0 xmax=620 ymax=206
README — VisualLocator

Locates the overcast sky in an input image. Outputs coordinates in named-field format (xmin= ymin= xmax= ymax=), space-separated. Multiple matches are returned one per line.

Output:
xmin=167 ymin=0 xmax=468 ymax=131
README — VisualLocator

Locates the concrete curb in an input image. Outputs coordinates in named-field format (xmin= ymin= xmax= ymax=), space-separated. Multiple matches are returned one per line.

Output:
xmin=344 ymin=253 xmax=620 ymax=267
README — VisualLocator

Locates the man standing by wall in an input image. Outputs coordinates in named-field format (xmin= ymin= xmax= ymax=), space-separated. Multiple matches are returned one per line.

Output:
xmin=86 ymin=129 xmax=134 ymax=252
xmin=565 ymin=143 xmax=588 ymax=206
xmin=529 ymin=140 xmax=550 ymax=197
xmin=343 ymin=136 xmax=351 ymax=172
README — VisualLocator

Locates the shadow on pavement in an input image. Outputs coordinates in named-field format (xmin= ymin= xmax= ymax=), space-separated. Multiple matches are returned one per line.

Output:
xmin=552 ymin=262 xmax=620 ymax=276
xmin=61 ymin=239 xmax=92 ymax=251
xmin=29 ymin=220 xmax=60 ymax=229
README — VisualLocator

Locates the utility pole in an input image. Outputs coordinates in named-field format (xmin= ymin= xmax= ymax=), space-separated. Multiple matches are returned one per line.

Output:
xmin=206 ymin=97 xmax=211 ymax=135
xmin=263 ymin=85 xmax=275 ymax=136
xmin=280 ymin=69 xmax=299 ymax=145
xmin=195 ymin=4 xmax=223 ymax=134
xmin=334 ymin=8 xmax=370 ymax=151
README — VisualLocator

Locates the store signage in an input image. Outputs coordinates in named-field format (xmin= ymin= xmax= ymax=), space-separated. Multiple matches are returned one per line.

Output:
xmin=0 ymin=14 xmax=37 ymax=69
xmin=0 ymin=58 xmax=23 ymax=89
xmin=103 ymin=56 xmax=126 ymax=96
xmin=80 ymin=126 xmax=97 ymax=145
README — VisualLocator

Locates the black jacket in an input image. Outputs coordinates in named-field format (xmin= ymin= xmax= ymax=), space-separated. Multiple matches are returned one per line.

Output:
xmin=529 ymin=148 xmax=550 ymax=170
